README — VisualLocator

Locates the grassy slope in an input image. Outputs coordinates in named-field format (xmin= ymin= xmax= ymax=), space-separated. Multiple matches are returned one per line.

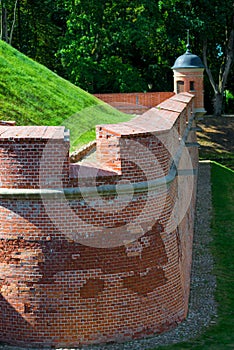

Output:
xmin=0 ymin=40 xmax=132 ymax=150
xmin=152 ymin=162 xmax=234 ymax=350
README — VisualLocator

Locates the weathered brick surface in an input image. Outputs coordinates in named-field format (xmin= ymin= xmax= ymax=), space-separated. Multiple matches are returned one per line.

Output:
xmin=94 ymin=92 xmax=175 ymax=114
xmin=0 ymin=126 xmax=70 ymax=189
xmin=173 ymin=69 xmax=204 ymax=112
xmin=0 ymin=93 xmax=199 ymax=347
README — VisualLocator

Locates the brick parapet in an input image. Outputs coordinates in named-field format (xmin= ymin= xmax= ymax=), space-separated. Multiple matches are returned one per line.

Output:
xmin=94 ymin=92 xmax=175 ymax=114
xmin=0 ymin=93 xmax=199 ymax=347
xmin=95 ymin=93 xmax=194 ymax=178
xmin=0 ymin=126 xmax=70 ymax=189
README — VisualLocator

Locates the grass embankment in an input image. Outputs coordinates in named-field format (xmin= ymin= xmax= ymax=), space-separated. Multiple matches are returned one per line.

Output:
xmin=152 ymin=161 xmax=234 ymax=350
xmin=0 ymin=40 xmax=132 ymax=150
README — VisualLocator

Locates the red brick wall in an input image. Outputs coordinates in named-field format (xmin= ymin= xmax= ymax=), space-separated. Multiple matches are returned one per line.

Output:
xmin=0 ymin=126 xmax=70 ymax=189
xmin=94 ymin=92 xmax=175 ymax=114
xmin=173 ymin=69 xmax=204 ymax=112
xmin=0 ymin=93 xmax=199 ymax=347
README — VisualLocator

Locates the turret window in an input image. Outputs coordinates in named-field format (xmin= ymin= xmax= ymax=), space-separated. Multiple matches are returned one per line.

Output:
xmin=177 ymin=81 xmax=184 ymax=93
xmin=190 ymin=81 xmax=195 ymax=91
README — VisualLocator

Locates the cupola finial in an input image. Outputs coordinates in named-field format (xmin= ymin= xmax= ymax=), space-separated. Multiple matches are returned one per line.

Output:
xmin=186 ymin=29 xmax=191 ymax=53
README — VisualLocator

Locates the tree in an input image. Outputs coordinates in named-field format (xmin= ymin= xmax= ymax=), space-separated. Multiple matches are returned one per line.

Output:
xmin=58 ymin=0 xmax=173 ymax=93
xmin=0 ymin=0 xmax=18 ymax=44
xmin=0 ymin=0 xmax=66 ymax=74
xmin=14 ymin=0 xmax=65 ymax=72
xmin=2 ymin=0 xmax=232 ymax=112
xmin=159 ymin=0 xmax=234 ymax=116
xmin=202 ymin=11 xmax=234 ymax=116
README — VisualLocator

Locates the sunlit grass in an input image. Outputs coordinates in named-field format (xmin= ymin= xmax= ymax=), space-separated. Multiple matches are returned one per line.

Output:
xmin=0 ymin=40 xmax=132 ymax=150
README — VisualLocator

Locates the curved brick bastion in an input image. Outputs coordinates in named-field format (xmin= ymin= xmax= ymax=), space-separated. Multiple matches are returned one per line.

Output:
xmin=0 ymin=93 xmax=199 ymax=348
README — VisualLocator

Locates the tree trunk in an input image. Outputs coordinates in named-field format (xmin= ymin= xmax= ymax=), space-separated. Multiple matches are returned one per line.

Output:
xmin=1 ymin=4 xmax=8 ymax=42
xmin=203 ymin=16 xmax=234 ymax=117
xmin=9 ymin=0 xmax=18 ymax=45
xmin=17 ymin=0 xmax=21 ymax=49
xmin=213 ymin=92 xmax=223 ymax=116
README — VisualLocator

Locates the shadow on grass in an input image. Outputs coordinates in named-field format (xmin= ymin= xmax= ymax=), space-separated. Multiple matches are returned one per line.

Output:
xmin=197 ymin=117 xmax=234 ymax=170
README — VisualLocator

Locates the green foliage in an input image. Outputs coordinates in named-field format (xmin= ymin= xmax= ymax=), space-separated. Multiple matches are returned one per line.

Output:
xmin=1 ymin=1 xmax=234 ymax=111
xmin=58 ymin=0 xmax=172 ymax=93
xmin=1 ymin=0 xmax=66 ymax=74
xmin=158 ymin=0 xmax=234 ymax=115
xmin=0 ymin=40 xmax=132 ymax=150
xmin=225 ymin=90 xmax=234 ymax=113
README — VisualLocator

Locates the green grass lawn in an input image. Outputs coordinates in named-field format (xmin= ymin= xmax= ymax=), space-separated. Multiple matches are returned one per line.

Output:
xmin=151 ymin=161 xmax=234 ymax=350
xmin=199 ymin=146 xmax=234 ymax=171
xmin=0 ymin=40 xmax=132 ymax=150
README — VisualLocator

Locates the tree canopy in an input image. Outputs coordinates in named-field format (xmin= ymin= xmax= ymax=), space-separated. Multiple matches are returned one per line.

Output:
xmin=1 ymin=0 xmax=234 ymax=115
xmin=58 ymin=0 xmax=173 ymax=93
xmin=159 ymin=0 xmax=234 ymax=115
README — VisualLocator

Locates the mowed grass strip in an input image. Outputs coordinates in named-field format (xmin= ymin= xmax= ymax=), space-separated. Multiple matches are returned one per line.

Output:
xmin=151 ymin=162 xmax=234 ymax=350
xmin=0 ymin=40 xmax=132 ymax=150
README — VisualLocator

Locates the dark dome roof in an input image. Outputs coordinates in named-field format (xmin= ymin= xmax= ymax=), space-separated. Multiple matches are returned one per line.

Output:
xmin=172 ymin=45 xmax=204 ymax=69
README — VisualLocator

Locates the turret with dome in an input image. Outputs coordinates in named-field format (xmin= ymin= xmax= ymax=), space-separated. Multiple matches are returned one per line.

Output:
xmin=172 ymin=44 xmax=205 ymax=69
xmin=172 ymin=42 xmax=206 ymax=116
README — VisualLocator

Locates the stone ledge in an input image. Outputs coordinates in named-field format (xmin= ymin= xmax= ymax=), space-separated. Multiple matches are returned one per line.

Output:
xmin=70 ymin=141 xmax=96 ymax=163
xmin=0 ymin=167 xmax=177 ymax=199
